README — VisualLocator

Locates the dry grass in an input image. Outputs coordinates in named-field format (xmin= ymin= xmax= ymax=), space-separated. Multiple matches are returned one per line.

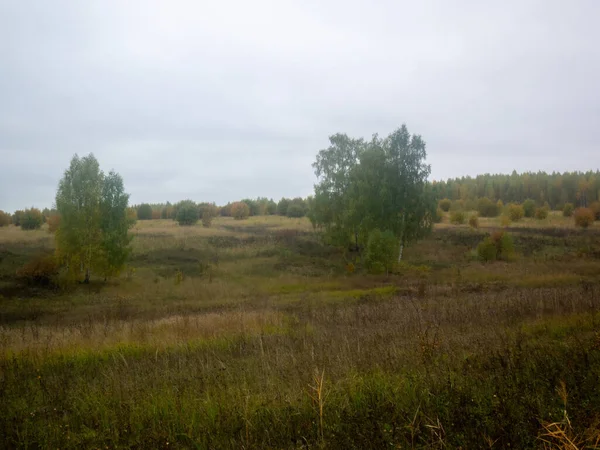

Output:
xmin=1 ymin=215 xmax=600 ymax=448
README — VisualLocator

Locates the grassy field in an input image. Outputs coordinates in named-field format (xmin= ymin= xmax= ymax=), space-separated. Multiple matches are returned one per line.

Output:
xmin=1 ymin=214 xmax=600 ymax=449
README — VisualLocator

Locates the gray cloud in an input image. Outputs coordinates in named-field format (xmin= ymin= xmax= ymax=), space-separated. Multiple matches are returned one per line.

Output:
xmin=1 ymin=0 xmax=599 ymax=212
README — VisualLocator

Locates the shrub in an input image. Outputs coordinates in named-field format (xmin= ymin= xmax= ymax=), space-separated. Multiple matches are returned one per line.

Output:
xmin=175 ymin=201 xmax=199 ymax=226
xmin=522 ymin=199 xmax=536 ymax=218
xmin=16 ymin=254 xmax=59 ymax=285
xmin=496 ymin=199 xmax=504 ymax=211
xmin=286 ymin=204 xmax=305 ymax=218
xmin=438 ymin=198 xmax=451 ymax=212
xmin=590 ymin=201 xmax=600 ymax=220
xmin=12 ymin=210 xmax=24 ymax=226
xmin=574 ymin=208 xmax=594 ymax=228
xmin=450 ymin=200 xmax=464 ymax=211
xmin=0 ymin=210 xmax=11 ymax=227
xmin=47 ymin=215 xmax=61 ymax=234
xmin=500 ymin=215 xmax=511 ymax=227
xmin=266 ymin=200 xmax=277 ymax=215
xmin=199 ymin=203 xmax=218 ymax=228
xmin=20 ymin=208 xmax=44 ymax=230
xmin=365 ymin=229 xmax=398 ymax=275
xmin=433 ymin=207 xmax=444 ymax=223
xmin=277 ymin=198 xmax=291 ymax=216
xmin=450 ymin=210 xmax=465 ymax=225
xmin=477 ymin=231 xmax=514 ymax=262
xmin=477 ymin=197 xmax=498 ymax=217
xmin=507 ymin=203 xmax=524 ymax=221
xmin=220 ymin=203 xmax=232 ymax=217
xmin=287 ymin=198 xmax=307 ymax=218
xmin=137 ymin=204 xmax=153 ymax=220
xmin=231 ymin=202 xmax=250 ymax=220
xmin=563 ymin=203 xmax=574 ymax=217
xmin=468 ymin=214 xmax=479 ymax=228
xmin=534 ymin=206 xmax=549 ymax=220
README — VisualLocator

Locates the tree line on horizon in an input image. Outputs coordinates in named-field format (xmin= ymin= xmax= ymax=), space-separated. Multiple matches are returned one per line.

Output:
xmin=432 ymin=170 xmax=600 ymax=210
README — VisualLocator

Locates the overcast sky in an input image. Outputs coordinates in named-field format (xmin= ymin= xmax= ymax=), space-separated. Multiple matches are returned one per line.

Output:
xmin=1 ymin=1 xmax=599 ymax=212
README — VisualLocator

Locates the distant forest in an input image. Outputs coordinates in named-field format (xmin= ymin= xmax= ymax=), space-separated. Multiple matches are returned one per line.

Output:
xmin=431 ymin=171 xmax=600 ymax=209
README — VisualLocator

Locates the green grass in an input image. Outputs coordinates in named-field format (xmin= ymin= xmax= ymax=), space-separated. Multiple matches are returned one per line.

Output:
xmin=1 ymin=216 xmax=600 ymax=448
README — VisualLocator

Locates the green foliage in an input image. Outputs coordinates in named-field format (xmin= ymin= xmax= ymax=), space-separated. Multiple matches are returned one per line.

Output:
xmin=55 ymin=154 xmax=133 ymax=282
xmin=450 ymin=210 xmax=465 ymax=225
xmin=534 ymin=206 xmax=549 ymax=220
xmin=477 ymin=197 xmax=499 ymax=217
xmin=507 ymin=203 xmax=524 ymax=221
xmin=137 ymin=203 xmax=153 ymax=220
xmin=365 ymin=229 xmax=398 ymax=274
xmin=231 ymin=201 xmax=250 ymax=220
xmin=477 ymin=231 xmax=515 ymax=262
xmin=277 ymin=198 xmax=290 ymax=216
xmin=20 ymin=208 xmax=44 ymax=230
xmin=97 ymin=171 xmax=133 ymax=278
xmin=175 ymin=201 xmax=199 ymax=226
xmin=496 ymin=199 xmax=504 ymax=211
xmin=522 ymin=199 xmax=536 ymax=218
xmin=11 ymin=210 xmax=24 ymax=226
xmin=434 ymin=207 xmax=444 ymax=223
xmin=312 ymin=125 xmax=435 ymax=251
xmin=438 ymin=198 xmax=451 ymax=212
xmin=286 ymin=204 xmax=305 ymax=218
xmin=0 ymin=210 xmax=12 ymax=226
xmin=574 ymin=208 xmax=594 ymax=228
xmin=468 ymin=214 xmax=479 ymax=228
xmin=562 ymin=203 xmax=574 ymax=217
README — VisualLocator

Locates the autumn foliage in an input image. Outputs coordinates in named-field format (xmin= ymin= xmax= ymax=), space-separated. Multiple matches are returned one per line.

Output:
xmin=231 ymin=202 xmax=250 ymax=220
xmin=574 ymin=208 xmax=594 ymax=228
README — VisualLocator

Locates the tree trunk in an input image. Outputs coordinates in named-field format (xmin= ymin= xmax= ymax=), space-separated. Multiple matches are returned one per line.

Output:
xmin=84 ymin=267 xmax=90 ymax=284
xmin=398 ymin=241 xmax=404 ymax=262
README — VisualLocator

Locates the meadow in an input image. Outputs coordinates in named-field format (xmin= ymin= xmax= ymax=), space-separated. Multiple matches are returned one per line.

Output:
xmin=1 ymin=213 xmax=600 ymax=449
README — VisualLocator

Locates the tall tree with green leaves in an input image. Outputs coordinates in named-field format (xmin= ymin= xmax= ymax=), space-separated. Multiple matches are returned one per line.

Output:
xmin=97 ymin=171 xmax=133 ymax=278
xmin=311 ymin=125 xmax=434 ymax=259
xmin=55 ymin=154 xmax=132 ymax=283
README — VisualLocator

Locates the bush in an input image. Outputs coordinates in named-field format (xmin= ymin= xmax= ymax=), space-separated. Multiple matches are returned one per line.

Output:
xmin=450 ymin=210 xmax=465 ymax=225
xmin=522 ymin=199 xmax=536 ymax=218
xmin=534 ymin=206 xmax=549 ymax=220
xmin=0 ymin=210 xmax=11 ymax=227
xmin=12 ymin=210 xmax=24 ymax=227
xmin=286 ymin=204 xmax=305 ymax=218
xmin=433 ymin=207 xmax=444 ymax=223
xmin=590 ymin=201 xmax=600 ymax=221
xmin=468 ymin=214 xmax=479 ymax=228
xmin=231 ymin=202 xmax=250 ymax=220
xmin=507 ymin=203 xmax=524 ymax=221
xmin=175 ymin=201 xmax=199 ymax=226
xmin=477 ymin=197 xmax=499 ymax=217
xmin=277 ymin=198 xmax=291 ymax=216
xmin=477 ymin=231 xmax=515 ymax=262
xmin=137 ymin=204 xmax=153 ymax=220
xmin=365 ymin=229 xmax=398 ymax=275
xmin=563 ymin=203 xmax=574 ymax=217
xmin=199 ymin=203 xmax=218 ymax=228
xmin=16 ymin=254 xmax=59 ymax=285
xmin=47 ymin=215 xmax=61 ymax=234
xmin=438 ymin=198 xmax=451 ymax=212
xmin=574 ymin=208 xmax=594 ymax=228
xmin=20 ymin=208 xmax=44 ymax=230
xmin=496 ymin=199 xmax=504 ymax=211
